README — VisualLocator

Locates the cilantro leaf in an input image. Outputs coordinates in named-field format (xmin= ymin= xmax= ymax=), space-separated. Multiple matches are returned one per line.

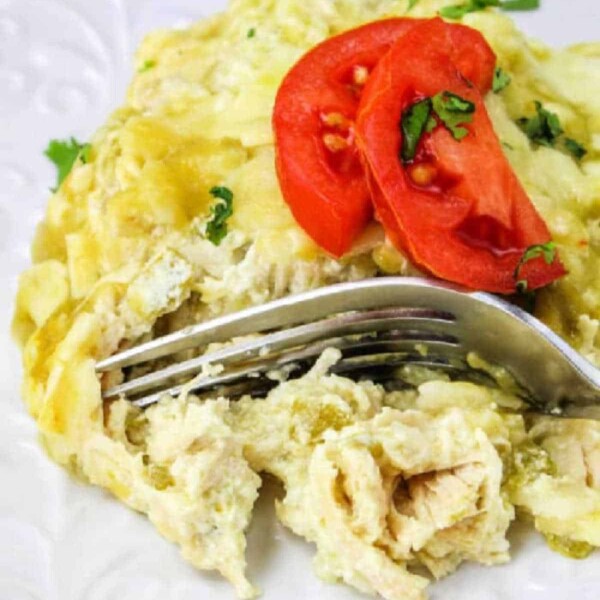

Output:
xmin=206 ymin=186 xmax=234 ymax=245
xmin=517 ymin=101 xmax=563 ymax=148
xmin=399 ymin=92 xmax=475 ymax=160
xmin=400 ymin=98 xmax=432 ymax=163
xmin=493 ymin=67 xmax=511 ymax=93
xmin=407 ymin=0 xmax=420 ymax=9
xmin=440 ymin=0 xmax=500 ymax=19
xmin=44 ymin=138 xmax=91 ymax=191
xmin=501 ymin=0 xmax=540 ymax=9
xmin=517 ymin=102 xmax=587 ymax=161
xmin=80 ymin=144 xmax=92 ymax=164
xmin=431 ymin=91 xmax=475 ymax=140
xmin=563 ymin=137 xmax=587 ymax=161
xmin=513 ymin=241 xmax=557 ymax=292
xmin=425 ymin=115 xmax=438 ymax=133
xmin=247 ymin=28 xmax=256 ymax=38
xmin=210 ymin=186 xmax=234 ymax=204
xmin=439 ymin=4 xmax=472 ymax=19
xmin=440 ymin=0 xmax=538 ymax=19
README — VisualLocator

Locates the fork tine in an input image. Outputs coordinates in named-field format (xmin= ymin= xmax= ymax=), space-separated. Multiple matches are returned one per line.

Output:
xmin=130 ymin=351 xmax=476 ymax=409
xmin=128 ymin=340 xmax=467 ymax=408
xmin=101 ymin=309 xmax=459 ymax=399
xmin=132 ymin=366 xmax=271 ymax=408
xmin=106 ymin=333 xmax=461 ymax=400
xmin=96 ymin=282 xmax=456 ymax=372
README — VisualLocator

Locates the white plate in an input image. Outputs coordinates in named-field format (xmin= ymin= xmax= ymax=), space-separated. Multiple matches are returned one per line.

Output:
xmin=1 ymin=1 xmax=599 ymax=599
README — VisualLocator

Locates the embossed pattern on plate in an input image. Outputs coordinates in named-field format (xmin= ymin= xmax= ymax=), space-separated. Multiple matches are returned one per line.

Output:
xmin=1 ymin=1 xmax=599 ymax=599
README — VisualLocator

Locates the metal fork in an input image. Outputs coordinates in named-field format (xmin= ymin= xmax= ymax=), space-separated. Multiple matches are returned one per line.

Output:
xmin=96 ymin=277 xmax=600 ymax=418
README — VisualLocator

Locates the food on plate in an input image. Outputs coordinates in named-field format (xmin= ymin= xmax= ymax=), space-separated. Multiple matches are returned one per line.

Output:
xmin=12 ymin=0 xmax=600 ymax=599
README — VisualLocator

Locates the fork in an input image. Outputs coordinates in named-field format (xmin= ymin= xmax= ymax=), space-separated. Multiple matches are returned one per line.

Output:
xmin=96 ymin=277 xmax=600 ymax=418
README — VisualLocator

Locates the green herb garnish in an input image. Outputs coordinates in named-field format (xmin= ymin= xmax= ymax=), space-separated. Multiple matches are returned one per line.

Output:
xmin=80 ymin=144 xmax=92 ymax=163
xmin=206 ymin=186 xmax=234 ymax=245
xmin=400 ymin=98 xmax=433 ymax=163
xmin=440 ymin=0 xmax=539 ymax=20
xmin=513 ymin=242 xmax=557 ymax=292
xmin=440 ymin=0 xmax=500 ymax=19
xmin=563 ymin=137 xmax=587 ymax=161
xmin=407 ymin=0 xmax=420 ymax=9
xmin=431 ymin=91 xmax=475 ymax=141
xmin=45 ymin=138 xmax=91 ymax=191
xmin=399 ymin=91 xmax=475 ymax=162
xmin=517 ymin=101 xmax=587 ymax=160
xmin=517 ymin=101 xmax=562 ymax=148
xmin=501 ymin=0 xmax=540 ymax=10
xmin=247 ymin=28 xmax=256 ymax=38
xmin=493 ymin=67 xmax=511 ymax=93
xmin=139 ymin=59 xmax=156 ymax=73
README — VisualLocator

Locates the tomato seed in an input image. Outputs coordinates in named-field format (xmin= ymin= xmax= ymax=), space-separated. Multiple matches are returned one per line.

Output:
xmin=408 ymin=163 xmax=437 ymax=187
xmin=353 ymin=65 xmax=369 ymax=86
xmin=322 ymin=112 xmax=350 ymax=129
xmin=323 ymin=133 xmax=349 ymax=152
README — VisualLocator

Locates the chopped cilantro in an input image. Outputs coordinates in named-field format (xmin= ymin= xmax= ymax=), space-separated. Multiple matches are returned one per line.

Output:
xmin=493 ymin=67 xmax=511 ymax=93
xmin=399 ymin=92 xmax=474 ymax=161
xmin=206 ymin=186 xmax=234 ymax=246
xmin=400 ymin=98 xmax=432 ymax=163
xmin=247 ymin=28 xmax=256 ymax=38
xmin=431 ymin=91 xmax=475 ymax=141
xmin=45 ymin=138 xmax=91 ymax=191
xmin=440 ymin=0 xmax=500 ymax=19
xmin=517 ymin=101 xmax=563 ymax=148
xmin=501 ymin=0 xmax=540 ymax=9
xmin=513 ymin=242 xmax=557 ymax=292
xmin=518 ymin=101 xmax=587 ymax=161
xmin=407 ymin=0 xmax=420 ymax=9
xmin=440 ymin=0 xmax=539 ymax=19
xmin=563 ymin=137 xmax=587 ymax=161
xmin=80 ymin=144 xmax=92 ymax=164
xmin=139 ymin=59 xmax=156 ymax=73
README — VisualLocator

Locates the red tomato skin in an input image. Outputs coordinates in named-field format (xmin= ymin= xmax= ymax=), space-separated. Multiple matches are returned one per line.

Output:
xmin=448 ymin=23 xmax=495 ymax=92
xmin=273 ymin=18 xmax=496 ymax=257
xmin=356 ymin=18 xmax=565 ymax=293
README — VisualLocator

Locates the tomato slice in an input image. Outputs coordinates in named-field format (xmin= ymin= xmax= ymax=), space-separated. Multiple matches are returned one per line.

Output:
xmin=356 ymin=18 xmax=565 ymax=293
xmin=273 ymin=18 xmax=496 ymax=257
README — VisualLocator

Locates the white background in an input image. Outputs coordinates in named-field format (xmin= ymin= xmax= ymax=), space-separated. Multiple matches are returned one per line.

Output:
xmin=1 ymin=1 xmax=599 ymax=599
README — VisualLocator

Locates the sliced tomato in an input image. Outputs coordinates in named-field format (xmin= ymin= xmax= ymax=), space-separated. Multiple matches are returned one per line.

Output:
xmin=356 ymin=18 xmax=565 ymax=293
xmin=273 ymin=18 xmax=496 ymax=257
